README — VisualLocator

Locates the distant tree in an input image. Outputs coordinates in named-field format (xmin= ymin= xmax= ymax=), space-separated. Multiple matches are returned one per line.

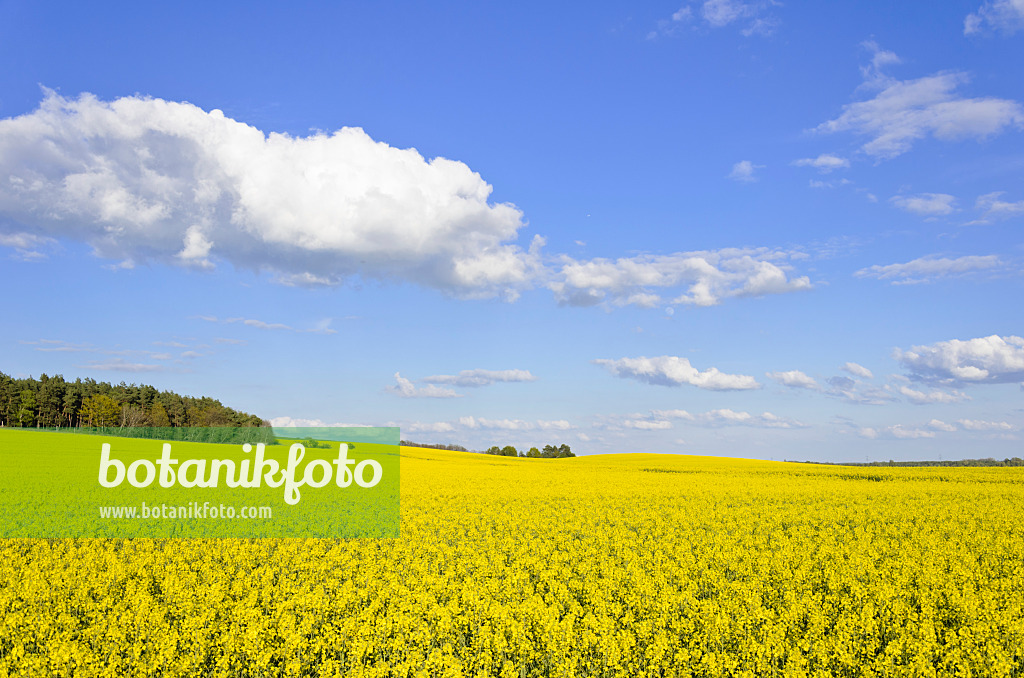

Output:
xmin=0 ymin=370 xmax=268 ymax=432
xmin=485 ymin=446 xmax=501 ymax=455
xmin=541 ymin=444 xmax=558 ymax=458
xmin=120 ymin=403 xmax=148 ymax=428
xmin=557 ymin=444 xmax=575 ymax=458
xmin=16 ymin=390 xmax=37 ymax=427
xmin=526 ymin=447 xmax=541 ymax=458
xmin=0 ymin=374 xmax=15 ymax=426
xmin=37 ymin=374 xmax=65 ymax=427
xmin=149 ymin=401 xmax=171 ymax=427
xmin=62 ymin=387 xmax=83 ymax=427
xmin=80 ymin=394 xmax=120 ymax=427
xmin=500 ymin=445 xmax=518 ymax=457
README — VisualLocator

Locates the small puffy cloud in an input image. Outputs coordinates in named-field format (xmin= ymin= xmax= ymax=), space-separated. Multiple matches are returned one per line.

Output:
xmin=458 ymin=416 xmax=572 ymax=431
xmin=0 ymin=231 xmax=55 ymax=260
xmin=767 ymin=370 xmax=820 ymax=390
xmin=594 ymin=356 xmax=760 ymax=390
xmin=269 ymin=416 xmax=367 ymax=427
xmin=928 ymin=419 xmax=958 ymax=432
xmin=622 ymin=419 xmax=674 ymax=430
xmin=895 ymin=335 xmax=1024 ymax=385
xmin=700 ymin=409 xmax=806 ymax=428
xmin=651 ymin=409 xmax=696 ymax=420
xmin=858 ymin=427 xmax=878 ymax=439
xmin=387 ymin=372 xmax=462 ymax=399
xmin=551 ymin=247 xmax=811 ymax=309
xmin=0 ymin=91 xmax=539 ymax=299
xmin=728 ymin=160 xmax=764 ymax=182
xmin=964 ymin=0 xmax=1024 ymax=35
xmin=957 ymin=418 xmax=1016 ymax=431
xmin=854 ymin=254 xmax=1002 ymax=285
xmin=701 ymin=0 xmax=779 ymax=35
xmin=422 ymin=368 xmax=537 ymax=388
xmin=841 ymin=362 xmax=874 ymax=379
xmin=814 ymin=48 xmax=1024 ymax=159
xmin=537 ymin=420 xmax=574 ymax=431
xmin=401 ymin=421 xmax=457 ymax=433
xmin=650 ymin=1 xmax=778 ymax=38
xmin=890 ymin=193 xmax=956 ymax=216
xmin=888 ymin=425 xmax=937 ymax=439
xmin=858 ymin=424 xmax=936 ymax=440
xmin=898 ymin=385 xmax=970 ymax=405
xmin=826 ymin=376 xmax=897 ymax=405
xmin=974 ymin=191 xmax=1024 ymax=222
xmin=860 ymin=41 xmax=902 ymax=82
xmin=793 ymin=154 xmax=850 ymax=173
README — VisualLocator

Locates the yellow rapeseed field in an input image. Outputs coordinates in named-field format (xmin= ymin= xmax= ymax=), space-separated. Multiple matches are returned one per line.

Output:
xmin=2 ymin=447 xmax=1023 ymax=677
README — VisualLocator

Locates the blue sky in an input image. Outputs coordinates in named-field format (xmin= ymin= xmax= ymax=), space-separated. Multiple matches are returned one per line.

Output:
xmin=1 ymin=0 xmax=1022 ymax=461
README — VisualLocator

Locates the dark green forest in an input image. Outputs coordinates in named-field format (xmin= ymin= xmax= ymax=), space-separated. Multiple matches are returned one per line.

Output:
xmin=485 ymin=444 xmax=575 ymax=459
xmin=0 ymin=371 xmax=268 ymax=430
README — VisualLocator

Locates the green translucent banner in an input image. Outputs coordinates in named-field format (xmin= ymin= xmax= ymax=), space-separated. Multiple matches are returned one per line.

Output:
xmin=0 ymin=426 xmax=399 ymax=537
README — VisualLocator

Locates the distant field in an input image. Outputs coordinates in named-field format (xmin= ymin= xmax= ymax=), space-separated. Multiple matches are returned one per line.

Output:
xmin=2 ymin=437 xmax=1023 ymax=676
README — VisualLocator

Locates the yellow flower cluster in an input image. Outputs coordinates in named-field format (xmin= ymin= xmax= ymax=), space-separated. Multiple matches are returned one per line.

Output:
xmin=2 ymin=449 xmax=1023 ymax=676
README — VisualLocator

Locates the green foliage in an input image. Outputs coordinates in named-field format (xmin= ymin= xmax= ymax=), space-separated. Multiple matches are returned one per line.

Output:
xmin=16 ymin=390 xmax=36 ymax=427
xmin=0 ymin=371 xmax=269 ymax=432
xmin=808 ymin=457 xmax=1024 ymax=468
xmin=149 ymin=401 xmax=171 ymax=427
xmin=399 ymin=440 xmax=469 ymax=452
xmin=484 ymin=443 xmax=575 ymax=458
xmin=80 ymin=395 xmax=120 ymax=427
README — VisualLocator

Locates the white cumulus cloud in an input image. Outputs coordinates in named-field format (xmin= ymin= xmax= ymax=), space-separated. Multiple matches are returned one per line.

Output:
xmin=458 ymin=416 xmax=572 ymax=431
xmin=269 ymin=416 xmax=368 ymax=427
xmin=973 ymin=191 xmax=1024 ymax=222
xmin=957 ymin=418 xmax=1016 ymax=431
xmin=793 ymin=154 xmax=850 ymax=173
xmin=898 ymin=385 xmax=970 ymax=405
xmin=965 ymin=0 xmax=1024 ymax=35
xmin=728 ymin=160 xmax=763 ymax=182
xmin=858 ymin=424 xmax=936 ymax=440
xmin=767 ymin=370 xmax=820 ymax=390
xmin=0 ymin=91 xmax=540 ymax=299
xmin=841 ymin=362 xmax=874 ymax=379
xmin=825 ymin=376 xmax=896 ymax=405
xmin=622 ymin=419 xmax=674 ymax=430
xmin=551 ymin=247 xmax=811 ymax=308
xmin=890 ymin=193 xmax=956 ymax=216
xmin=387 ymin=373 xmax=462 ymax=399
xmin=814 ymin=48 xmax=1024 ymax=159
xmin=594 ymin=356 xmax=760 ymax=390
xmin=895 ymin=335 xmax=1024 ymax=385
xmin=699 ymin=409 xmax=805 ymax=428
xmin=401 ymin=421 xmax=458 ymax=434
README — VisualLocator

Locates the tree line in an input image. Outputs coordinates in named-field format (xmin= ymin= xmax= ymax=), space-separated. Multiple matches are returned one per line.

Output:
xmin=807 ymin=457 xmax=1024 ymax=468
xmin=400 ymin=440 xmax=470 ymax=452
xmin=0 ymin=371 xmax=269 ymax=431
xmin=485 ymin=444 xmax=575 ymax=458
